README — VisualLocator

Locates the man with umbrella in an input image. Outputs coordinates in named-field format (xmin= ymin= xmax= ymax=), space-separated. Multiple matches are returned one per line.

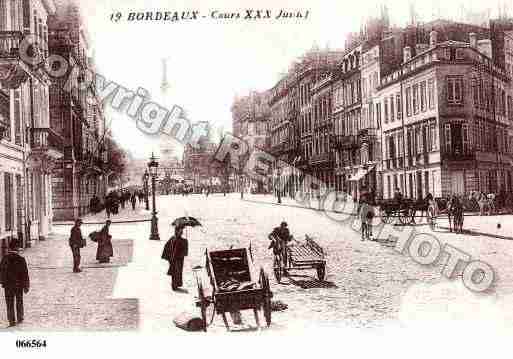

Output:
xmin=162 ymin=217 xmax=199 ymax=291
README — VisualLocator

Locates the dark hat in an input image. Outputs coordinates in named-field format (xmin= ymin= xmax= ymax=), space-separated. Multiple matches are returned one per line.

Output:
xmin=106 ymin=220 xmax=112 ymax=225
xmin=280 ymin=221 xmax=288 ymax=227
xmin=8 ymin=240 xmax=20 ymax=251
xmin=75 ymin=218 xmax=83 ymax=225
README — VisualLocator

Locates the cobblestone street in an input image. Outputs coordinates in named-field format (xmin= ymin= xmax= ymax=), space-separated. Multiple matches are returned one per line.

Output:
xmin=3 ymin=194 xmax=513 ymax=332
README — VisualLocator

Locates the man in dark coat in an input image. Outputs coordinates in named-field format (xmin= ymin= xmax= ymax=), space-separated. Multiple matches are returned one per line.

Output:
xmin=0 ymin=241 xmax=30 ymax=327
xmin=268 ymin=222 xmax=292 ymax=268
xmin=130 ymin=193 xmax=137 ymax=211
xmin=162 ymin=225 xmax=188 ymax=291
xmin=69 ymin=218 xmax=85 ymax=273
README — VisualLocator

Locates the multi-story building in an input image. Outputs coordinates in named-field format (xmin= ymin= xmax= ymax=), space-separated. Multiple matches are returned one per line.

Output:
xmin=49 ymin=0 xmax=107 ymax=220
xmin=269 ymin=49 xmax=342 ymax=199
xmin=0 ymin=0 xmax=58 ymax=255
xmin=232 ymin=90 xmax=271 ymax=192
xmin=183 ymin=140 xmax=222 ymax=191
xmin=378 ymin=25 xmax=513 ymax=199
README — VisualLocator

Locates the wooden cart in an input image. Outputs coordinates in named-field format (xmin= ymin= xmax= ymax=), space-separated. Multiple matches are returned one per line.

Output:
xmin=272 ymin=235 xmax=326 ymax=283
xmin=195 ymin=247 xmax=273 ymax=331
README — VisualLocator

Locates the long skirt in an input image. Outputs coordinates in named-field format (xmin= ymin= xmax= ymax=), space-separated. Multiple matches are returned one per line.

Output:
xmin=97 ymin=240 xmax=113 ymax=262
xmin=170 ymin=258 xmax=184 ymax=289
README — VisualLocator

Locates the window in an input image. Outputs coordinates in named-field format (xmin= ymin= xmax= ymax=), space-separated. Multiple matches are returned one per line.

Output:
xmin=428 ymin=79 xmax=435 ymax=109
xmin=462 ymin=124 xmax=469 ymax=152
xmin=472 ymin=78 xmax=480 ymax=109
xmin=384 ymin=97 xmax=389 ymax=124
xmin=430 ymin=123 xmax=437 ymax=151
xmin=406 ymin=87 xmax=412 ymax=116
xmin=4 ymin=172 xmax=13 ymax=232
xmin=420 ymin=81 xmax=427 ymax=112
xmin=390 ymin=95 xmax=395 ymax=122
xmin=376 ymin=102 xmax=382 ymax=128
xmin=447 ymin=76 xmax=463 ymax=105
xmin=413 ymin=84 xmax=419 ymax=114
xmin=396 ymin=93 xmax=402 ymax=119
xmin=444 ymin=123 xmax=452 ymax=152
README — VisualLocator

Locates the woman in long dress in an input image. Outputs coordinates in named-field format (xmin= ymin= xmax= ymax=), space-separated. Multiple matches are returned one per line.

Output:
xmin=97 ymin=220 xmax=113 ymax=263
xmin=161 ymin=225 xmax=188 ymax=290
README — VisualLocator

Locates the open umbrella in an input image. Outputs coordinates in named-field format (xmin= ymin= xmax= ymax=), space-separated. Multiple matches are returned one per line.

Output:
xmin=172 ymin=216 xmax=202 ymax=228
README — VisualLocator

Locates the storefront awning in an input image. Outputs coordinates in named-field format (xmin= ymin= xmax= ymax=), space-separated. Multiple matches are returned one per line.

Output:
xmin=348 ymin=165 xmax=375 ymax=181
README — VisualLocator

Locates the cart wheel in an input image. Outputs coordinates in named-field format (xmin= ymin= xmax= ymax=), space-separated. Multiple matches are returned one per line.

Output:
xmin=399 ymin=207 xmax=412 ymax=225
xmin=273 ymin=254 xmax=282 ymax=283
xmin=260 ymin=269 xmax=272 ymax=327
xmin=381 ymin=210 xmax=392 ymax=224
xmin=317 ymin=264 xmax=326 ymax=281
xmin=197 ymin=282 xmax=214 ymax=331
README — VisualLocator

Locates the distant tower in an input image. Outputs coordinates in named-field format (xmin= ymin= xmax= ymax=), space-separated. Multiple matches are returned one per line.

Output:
xmin=161 ymin=57 xmax=170 ymax=94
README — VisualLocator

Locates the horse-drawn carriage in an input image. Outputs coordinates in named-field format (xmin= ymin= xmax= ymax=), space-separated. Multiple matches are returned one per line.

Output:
xmin=377 ymin=198 xmax=430 ymax=225
xmin=271 ymin=234 xmax=326 ymax=283
xmin=194 ymin=247 xmax=273 ymax=331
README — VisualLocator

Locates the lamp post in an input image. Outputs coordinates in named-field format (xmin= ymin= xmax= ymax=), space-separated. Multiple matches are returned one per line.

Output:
xmin=277 ymin=166 xmax=282 ymax=204
xmin=143 ymin=170 xmax=150 ymax=210
xmin=148 ymin=153 xmax=160 ymax=240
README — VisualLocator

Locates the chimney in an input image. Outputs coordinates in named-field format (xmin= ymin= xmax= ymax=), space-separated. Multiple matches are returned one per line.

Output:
xmin=469 ymin=33 xmax=477 ymax=48
xmin=403 ymin=46 xmax=412 ymax=62
xmin=429 ymin=31 xmax=438 ymax=47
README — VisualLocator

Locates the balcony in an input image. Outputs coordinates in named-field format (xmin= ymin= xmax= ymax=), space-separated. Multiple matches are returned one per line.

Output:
xmin=443 ymin=149 xmax=475 ymax=162
xmin=30 ymin=128 xmax=64 ymax=160
xmin=309 ymin=152 xmax=332 ymax=165
xmin=357 ymin=128 xmax=378 ymax=145
xmin=0 ymin=31 xmax=43 ymax=89
xmin=331 ymin=134 xmax=358 ymax=150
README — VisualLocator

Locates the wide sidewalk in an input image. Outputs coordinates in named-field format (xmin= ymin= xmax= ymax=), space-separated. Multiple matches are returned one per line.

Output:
xmin=243 ymin=193 xmax=513 ymax=239
xmin=0 ymin=232 xmax=137 ymax=331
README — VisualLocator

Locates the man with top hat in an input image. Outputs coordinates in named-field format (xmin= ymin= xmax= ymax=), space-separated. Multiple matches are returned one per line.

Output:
xmin=0 ymin=240 xmax=30 ymax=327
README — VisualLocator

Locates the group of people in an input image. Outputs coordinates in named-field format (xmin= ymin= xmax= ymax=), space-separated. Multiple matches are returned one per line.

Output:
xmin=69 ymin=219 xmax=114 ymax=273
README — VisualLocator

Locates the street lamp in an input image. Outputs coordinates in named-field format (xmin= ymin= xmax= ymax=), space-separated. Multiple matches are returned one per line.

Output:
xmin=143 ymin=170 xmax=150 ymax=211
xmin=148 ymin=153 xmax=160 ymax=241
xmin=277 ymin=167 xmax=282 ymax=204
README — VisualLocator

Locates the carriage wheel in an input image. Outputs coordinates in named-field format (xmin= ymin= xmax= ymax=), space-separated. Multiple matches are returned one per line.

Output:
xmin=381 ymin=210 xmax=393 ymax=224
xmin=260 ymin=269 xmax=272 ymax=327
xmin=316 ymin=264 xmax=326 ymax=281
xmin=197 ymin=282 xmax=208 ymax=332
xmin=273 ymin=254 xmax=282 ymax=283
xmin=399 ymin=207 xmax=413 ymax=225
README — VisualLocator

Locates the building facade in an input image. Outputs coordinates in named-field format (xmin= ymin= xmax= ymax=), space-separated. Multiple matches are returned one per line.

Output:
xmin=378 ymin=27 xmax=513 ymax=199
xmin=0 ymin=0 xmax=58 ymax=257
xmin=49 ymin=0 xmax=107 ymax=220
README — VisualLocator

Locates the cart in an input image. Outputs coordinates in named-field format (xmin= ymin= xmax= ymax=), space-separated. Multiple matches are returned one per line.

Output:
xmin=194 ymin=247 xmax=273 ymax=331
xmin=377 ymin=198 xmax=415 ymax=225
xmin=272 ymin=235 xmax=326 ymax=283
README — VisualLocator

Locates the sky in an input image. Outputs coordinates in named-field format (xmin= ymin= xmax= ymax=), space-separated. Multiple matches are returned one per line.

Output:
xmin=76 ymin=0 xmax=513 ymax=159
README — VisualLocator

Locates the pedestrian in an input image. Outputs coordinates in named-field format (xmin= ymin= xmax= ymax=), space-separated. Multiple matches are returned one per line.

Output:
xmin=105 ymin=196 xmax=111 ymax=218
xmin=162 ymin=224 xmax=189 ymax=291
xmin=96 ymin=220 xmax=113 ymax=264
xmin=69 ymin=218 xmax=85 ymax=273
xmin=0 ymin=240 xmax=30 ymax=327
xmin=130 ymin=193 xmax=137 ymax=211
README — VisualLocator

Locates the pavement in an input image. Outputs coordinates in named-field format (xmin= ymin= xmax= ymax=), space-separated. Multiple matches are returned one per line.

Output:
xmin=3 ymin=193 xmax=513 ymax=332
xmin=0 ymin=231 xmax=137 ymax=331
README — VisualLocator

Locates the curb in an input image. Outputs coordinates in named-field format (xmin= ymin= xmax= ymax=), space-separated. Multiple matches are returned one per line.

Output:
xmin=53 ymin=218 xmax=151 ymax=226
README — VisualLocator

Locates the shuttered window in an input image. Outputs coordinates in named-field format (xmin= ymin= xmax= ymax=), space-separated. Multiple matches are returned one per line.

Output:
xmin=445 ymin=123 xmax=452 ymax=152
xmin=4 ymin=172 xmax=13 ymax=232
